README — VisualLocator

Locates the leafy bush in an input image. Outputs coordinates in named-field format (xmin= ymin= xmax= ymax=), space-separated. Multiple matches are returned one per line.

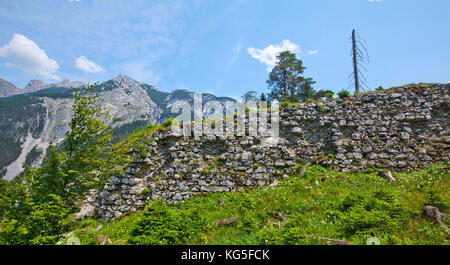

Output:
xmin=278 ymin=216 xmax=312 ymax=244
xmin=255 ymin=225 xmax=282 ymax=245
xmin=337 ymin=90 xmax=350 ymax=99
xmin=126 ymin=124 xmax=159 ymax=157
xmin=280 ymin=102 xmax=291 ymax=107
xmin=129 ymin=200 xmax=206 ymax=245
xmin=239 ymin=196 xmax=257 ymax=211
xmin=336 ymin=190 xmax=410 ymax=236
xmin=324 ymin=92 xmax=334 ymax=99
xmin=424 ymin=186 xmax=449 ymax=211
xmin=0 ymin=194 xmax=72 ymax=245
xmin=238 ymin=214 xmax=260 ymax=234
xmin=162 ymin=118 xmax=175 ymax=128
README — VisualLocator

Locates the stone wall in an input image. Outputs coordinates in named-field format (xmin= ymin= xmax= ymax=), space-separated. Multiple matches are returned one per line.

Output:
xmin=93 ymin=84 xmax=450 ymax=220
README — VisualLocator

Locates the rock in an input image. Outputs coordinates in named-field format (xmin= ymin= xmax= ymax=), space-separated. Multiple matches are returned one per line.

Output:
xmin=261 ymin=220 xmax=282 ymax=229
xmin=353 ymin=153 xmax=363 ymax=160
xmin=214 ymin=217 xmax=238 ymax=227
xmin=269 ymin=179 xmax=280 ymax=188
xmin=303 ymin=235 xmax=351 ymax=245
xmin=93 ymin=224 xmax=103 ymax=232
xmin=423 ymin=206 xmax=448 ymax=230
xmin=274 ymin=161 xmax=285 ymax=167
xmin=367 ymin=153 xmax=377 ymax=160
xmin=241 ymin=151 xmax=252 ymax=161
xmin=400 ymin=132 xmax=410 ymax=140
xmin=298 ymin=165 xmax=307 ymax=176
xmin=292 ymin=127 xmax=303 ymax=134
xmin=173 ymin=193 xmax=183 ymax=201
xmin=95 ymin=235 xmax=112 ymax=245
xmin=378 ymin=171 xmax=397 ymax=182
xmin=272 ymin=211 xmax=288 ymax=224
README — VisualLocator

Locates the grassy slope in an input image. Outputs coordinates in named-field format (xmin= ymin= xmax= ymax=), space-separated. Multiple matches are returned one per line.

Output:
xmin=73 ymin=165 xmax=449 ymax=245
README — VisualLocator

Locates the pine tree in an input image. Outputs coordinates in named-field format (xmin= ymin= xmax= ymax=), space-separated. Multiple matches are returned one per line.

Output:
xmin=260 ymin=93 xmax=267 ymax=102
xmin=267 ymin=51 xmax=316 ymax=103
xmin=241 ymin=90 xmax=258 ymax=103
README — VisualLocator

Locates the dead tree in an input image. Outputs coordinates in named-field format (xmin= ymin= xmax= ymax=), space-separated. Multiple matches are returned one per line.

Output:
xmin=348 ymin=29 xmax=369 ymax=95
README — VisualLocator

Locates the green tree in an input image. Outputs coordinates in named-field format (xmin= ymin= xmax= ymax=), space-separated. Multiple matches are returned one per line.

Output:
xmin=267 ymin=51 xmax=316 ymax=103
xmin=314 ymin=89 xmax=335 ymax=100
xmin=27 ymin=85 xmax=130 ymax=207
xmin=1 ymin=84 xmax=131 ymax=244
xmin=260 ymin=93 xmax=267 ymax=102
xmin=0 ymin=178 xmax=72 ymax=245
xmin=241 ymin=90 xmax=258 ymax=103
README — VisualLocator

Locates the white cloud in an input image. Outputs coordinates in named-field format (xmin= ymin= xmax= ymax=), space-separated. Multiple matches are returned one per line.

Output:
xmin=228 ymin=41 xmax=243 ymax=69
xmin=0 ymin=34 xmax=60 ymax=80
xmin=368 ymin=0 xmax=382 ymax=2
xmin=68 ymin=0 xmax=81 ymax=2
xmin=248 ymin=40 xmax=300 ymax=71
xmin=75 ymin=55 xmax=105 ymax=73
xmin=308 ymin=50 xmax=319 ymax=55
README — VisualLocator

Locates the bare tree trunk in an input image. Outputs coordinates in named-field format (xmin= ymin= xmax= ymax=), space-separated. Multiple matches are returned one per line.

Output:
xmin=352 ymin=29 xmax=360 ymax=95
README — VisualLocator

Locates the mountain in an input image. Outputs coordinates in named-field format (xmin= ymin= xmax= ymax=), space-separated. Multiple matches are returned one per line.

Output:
xmin=23 ymin=79 xmax=87 ymax=93
xmin=0 ymin=75 xmax=235 ymax=180
xmin=0 ymin=79 xmax=22 ymax=97
xmin=0 ymin=78 xmax=87 ymax=98
xmin=23 ymin=80 xmax=46 ymax=93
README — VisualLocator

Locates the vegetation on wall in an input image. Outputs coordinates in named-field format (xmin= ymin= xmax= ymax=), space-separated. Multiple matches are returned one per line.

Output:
xmin=71 ymin=165 xmax=449 ymax=245
xmin=0 ymin=85 xmax=131 ymax=244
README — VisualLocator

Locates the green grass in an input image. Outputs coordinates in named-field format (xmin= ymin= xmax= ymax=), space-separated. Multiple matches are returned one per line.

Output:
xmin=73 ymin=165 xmax=449 ymax=245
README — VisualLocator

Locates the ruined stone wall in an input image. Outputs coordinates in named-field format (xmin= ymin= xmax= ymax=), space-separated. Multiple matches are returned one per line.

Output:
xmin=93 ymin=84 xmax=450 ymax=220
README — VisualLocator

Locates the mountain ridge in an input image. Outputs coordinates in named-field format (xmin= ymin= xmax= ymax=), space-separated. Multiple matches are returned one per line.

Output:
xmin=0 ymin=75 xmax=236 ymax=180
xmin=0 ymin=78 xmax=22 ymax=98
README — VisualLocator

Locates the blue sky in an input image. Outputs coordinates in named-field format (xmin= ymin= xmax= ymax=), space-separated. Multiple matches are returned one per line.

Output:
xmin=0 ymin=0 xmax=449 ymax=99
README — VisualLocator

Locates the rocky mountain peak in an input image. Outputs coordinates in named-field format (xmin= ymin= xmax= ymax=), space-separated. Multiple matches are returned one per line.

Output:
xmin=112 ymin=75 xmax=141 ymax=87
xmin=0 ymin=78 xmax=21 ymax=98
xmin=52 ymin=79 xmax=86 ymax=89
xmin=24 ymin=80 xmax=45 ymax=93
xmin=23 ymin=79 xmax=86 ymax=93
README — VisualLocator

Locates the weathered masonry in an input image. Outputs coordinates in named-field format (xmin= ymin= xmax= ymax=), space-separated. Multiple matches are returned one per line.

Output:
xmin=86 ymin=84 xmax=449 ymax=220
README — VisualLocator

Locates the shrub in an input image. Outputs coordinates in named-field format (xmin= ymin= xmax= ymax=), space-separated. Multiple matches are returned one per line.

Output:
xmin=238 ymin=214 xmax=260 ymax=234
xmin=129 ymin=200 xmax=206 ymax=245
xmin=278 ymin=216 xmax=312 ymax=244
xmin=424 ymin=186 xmax=449 ymax=211
xmin=280 ymin=102 xmax=291 ymax=107
xmin=255 ymin=225 xmax=282 ymax=245
xmin=0 ymin=194 xmax=72 ymax=245
xmin=239 ymin=196 xmax=257 ymax=211
xmin=336 ymin=190 xmax=410 ymax=236
xmin=337 ymin=90 xmax=350 ymax=99
xmin=324 ymin=92 xmax=334 ymax=99
xmin=162 ymin=118 xmax=176 ymax=128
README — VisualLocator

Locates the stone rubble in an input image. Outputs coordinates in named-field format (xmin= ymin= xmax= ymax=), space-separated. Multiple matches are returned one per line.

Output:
xmin=90 ymin=84 xmax=449 ymax=221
